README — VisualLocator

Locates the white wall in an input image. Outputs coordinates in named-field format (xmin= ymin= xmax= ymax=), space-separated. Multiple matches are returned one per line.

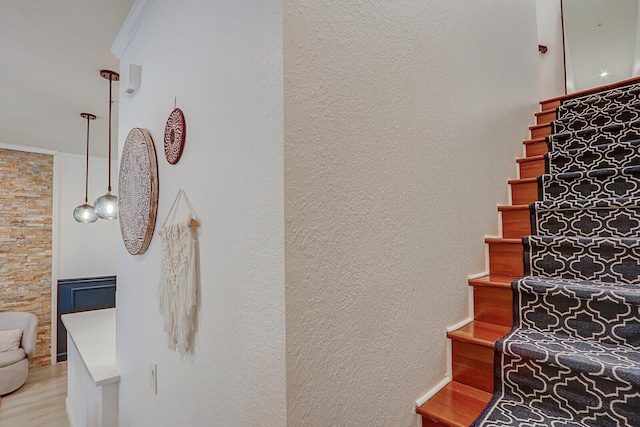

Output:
xmin=284 ymin=2 xmax=540 ymax=426
xmin=536 ymin=0 xmax=566 ymax=99
xmin=54 ymin=153 xmax=118 ymax=279
xmin=115 ymin=1 xmax=285 ymax=426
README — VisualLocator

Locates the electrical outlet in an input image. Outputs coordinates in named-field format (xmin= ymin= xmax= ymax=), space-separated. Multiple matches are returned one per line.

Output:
xmin=150 ymin=361 xmax=158 ymax=394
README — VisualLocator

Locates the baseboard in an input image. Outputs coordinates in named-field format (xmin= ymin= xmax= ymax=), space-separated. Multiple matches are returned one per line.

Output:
xmin=446 ymin=316 xmax=473 ymax=333
xmin=467 ymin=271 xmax=489 ymax=280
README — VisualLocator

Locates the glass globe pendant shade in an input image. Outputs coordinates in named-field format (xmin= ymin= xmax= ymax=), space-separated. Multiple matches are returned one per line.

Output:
xmin=74 ymin=113 xmax=98 ymax=224
xmin=73 ymin=203 xmax=98 ymax=223
xmin=96 ymin=70 xmax=120 ymax=221
xmin=94 ymin=192 xmax=118 ymax=219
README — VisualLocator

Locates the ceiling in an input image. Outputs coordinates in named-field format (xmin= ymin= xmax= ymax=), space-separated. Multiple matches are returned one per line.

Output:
xmin=3 ymin=2 xmax=637 ymax=153
xmin=0 ymin=0 xmax=134 ymax=158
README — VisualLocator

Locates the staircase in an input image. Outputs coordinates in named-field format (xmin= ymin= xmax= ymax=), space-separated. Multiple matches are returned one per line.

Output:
xmin=417 ymin=77 xmax=640 ymax=427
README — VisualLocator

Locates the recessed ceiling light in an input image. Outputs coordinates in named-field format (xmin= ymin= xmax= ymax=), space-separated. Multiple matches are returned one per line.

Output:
xmin=600 ymin=71 xmax=609 ymax=78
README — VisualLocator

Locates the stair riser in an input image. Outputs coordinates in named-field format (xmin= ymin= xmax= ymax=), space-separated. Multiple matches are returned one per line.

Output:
xmin=501 ymin=209 xmax=530 ymax=239
xmin=474 ymin=287 xmax=513 ymax=327
xmin=452 ymin=341 xmax=494 ymax=393
xmin=519 ymin=158 xmax=545 ymax=179
xmin=525 ymin=140 xmax=549 ymax=157
xmin=541 ymin=99 xmax=561 ymax=111
xmin=530 ymin=124 xmax=551 ymax=139
xmin=511 ymin=180 xmax=538 ymax=205
xmin=488 ymin=241 xmax=524 ymax=276
xmin=536 ymin=110 xmax=556 ymax=125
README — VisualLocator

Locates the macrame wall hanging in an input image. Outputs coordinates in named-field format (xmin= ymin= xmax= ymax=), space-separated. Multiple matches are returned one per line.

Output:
xmin=158 ymin=188 xmax=200 ymax=354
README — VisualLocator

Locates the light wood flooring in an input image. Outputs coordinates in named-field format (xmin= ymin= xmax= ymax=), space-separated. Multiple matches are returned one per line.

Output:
xmin=0 ymin=362 xmax=69 ymax=427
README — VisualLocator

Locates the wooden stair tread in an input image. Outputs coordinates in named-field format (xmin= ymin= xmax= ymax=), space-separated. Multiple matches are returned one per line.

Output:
xmin=497 ymin=204 xmax=529 ymax=211
xmin=448 ymin=321 xmax=510 ymax=347
xmin=516 ymin=154 xmax=544 ymax=164
xmin=469 ymin=275 xmax=517 ymax=288
xmin=417 ymin=382 xmax=492 ymax=427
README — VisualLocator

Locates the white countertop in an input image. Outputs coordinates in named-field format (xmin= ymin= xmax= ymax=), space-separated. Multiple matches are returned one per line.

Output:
xmin=61 ymin=308 xmax=120 ymax=386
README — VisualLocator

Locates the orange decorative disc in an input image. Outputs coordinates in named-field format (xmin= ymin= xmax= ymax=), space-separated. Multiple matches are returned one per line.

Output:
xmin=164 ymin=108 xmax=186 ymax=164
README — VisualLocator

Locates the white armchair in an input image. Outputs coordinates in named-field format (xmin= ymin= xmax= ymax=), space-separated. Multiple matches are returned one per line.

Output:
xmin=0 ymin=312 xmax=38 ymax=395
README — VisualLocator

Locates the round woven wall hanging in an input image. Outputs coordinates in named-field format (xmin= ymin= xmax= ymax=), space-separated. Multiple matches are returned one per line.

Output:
xmin=164 ymin=108 xmax=186 ymax=164
xmin=119 ymin=128 xmax=159 ymax=255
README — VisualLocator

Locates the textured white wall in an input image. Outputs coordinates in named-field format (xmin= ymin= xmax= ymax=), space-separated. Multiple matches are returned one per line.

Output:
xmin=54 ymin=153 xmax=118 ymax=279
xmin=536 ymin=0 xmax=566 ymax=99
xmin=115 ymin=1 xmax=285 ymax=426
xmin=284 ymin=1 xmax=540 ymax=426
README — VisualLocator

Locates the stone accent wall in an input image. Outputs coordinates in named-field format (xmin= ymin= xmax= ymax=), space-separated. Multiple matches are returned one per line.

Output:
xmin=0 ymin=149 xmax=53 ymax=367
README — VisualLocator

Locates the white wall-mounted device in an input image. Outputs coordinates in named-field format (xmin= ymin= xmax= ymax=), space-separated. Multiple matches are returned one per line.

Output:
xmin=123 ymin=64 xmax=141 ymax=97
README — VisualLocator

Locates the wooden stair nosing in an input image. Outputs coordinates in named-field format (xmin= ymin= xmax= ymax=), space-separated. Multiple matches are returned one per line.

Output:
xmin=485 ymin=237 xmax=522 ymax=244
xmin=529 ymin=123 xmax=551 ymax=132
xmin=516 ymin=154 xmax=545 ymax=164
xmin=469 ymin=275 xmax=516 ymax=289
xmin=497 ymin=204 xmax=529 ymax=212
xmin=507 ymin=177 xmax=537 ymax=185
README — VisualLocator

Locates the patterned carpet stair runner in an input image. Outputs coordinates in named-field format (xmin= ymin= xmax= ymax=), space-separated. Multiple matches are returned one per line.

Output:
xmin=538 ymin=165 xmax=640 ymax=201
xmin=545 ymin=140 xmax=640 ymax=174
xmin=558 ymin=83 xmax=640 ymax=118
xmin=547 ymin=121 xmax=640 ymax=152
xmin=531 ymin=197 xmax=640 ymax=238
xmin=552 ymin=100 xmax=640 ymax=134
xmin=472 ymin=84 xmax=640 ymax=427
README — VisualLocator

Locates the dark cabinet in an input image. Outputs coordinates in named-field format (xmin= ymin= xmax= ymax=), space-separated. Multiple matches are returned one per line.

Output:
xmin=57 ymin=276 xmax=116 ymax=362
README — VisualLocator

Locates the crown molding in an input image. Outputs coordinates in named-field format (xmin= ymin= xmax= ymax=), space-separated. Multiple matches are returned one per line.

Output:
xmin=111 ymin=0 xmax=156 ymax=59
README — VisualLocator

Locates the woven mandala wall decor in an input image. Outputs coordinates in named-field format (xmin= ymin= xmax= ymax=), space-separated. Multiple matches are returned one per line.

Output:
xmin=119 ymin=128 xmax=159 ymax=255
xmin=164 ymin=108 xmax=186 ymax=164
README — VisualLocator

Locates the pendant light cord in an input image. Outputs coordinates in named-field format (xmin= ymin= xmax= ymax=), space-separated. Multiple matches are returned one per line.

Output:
xmin=84 ymin=115 xmax=91 ymax=203
xmin=108 ymin=73 xmax=113 ymax=192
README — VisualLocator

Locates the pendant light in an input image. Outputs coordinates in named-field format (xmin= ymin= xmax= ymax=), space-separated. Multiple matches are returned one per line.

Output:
xmin=73 ymin=113 xmax=98 ymax=223
xmin=94 ymin=70 xmax=120 ymax=219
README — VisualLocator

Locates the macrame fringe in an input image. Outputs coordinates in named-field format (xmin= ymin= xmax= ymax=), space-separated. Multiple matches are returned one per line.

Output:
xmin=158 ymin=189 xmax=199 ymax=354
